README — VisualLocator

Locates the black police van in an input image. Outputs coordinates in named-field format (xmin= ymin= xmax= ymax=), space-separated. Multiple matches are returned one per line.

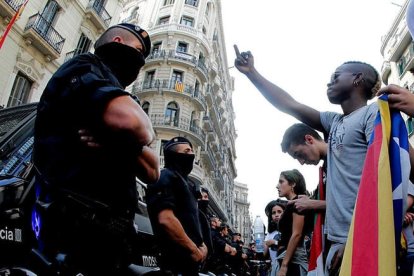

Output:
xmin=0 ymin=103 xmax=160 ymax=275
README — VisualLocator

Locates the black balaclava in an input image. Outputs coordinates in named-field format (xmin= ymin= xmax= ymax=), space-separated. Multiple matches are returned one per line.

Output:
xmin=164 ymin=137 xmax=195 ymax=176
xmin=198 ymin=199 xmax=209 ymax=213
xmin=95 ymin=42 xmax=145 ymax=88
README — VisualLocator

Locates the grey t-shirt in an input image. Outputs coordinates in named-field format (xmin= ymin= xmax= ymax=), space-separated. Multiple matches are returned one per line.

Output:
xmin=320 ymin=103 xmax=378 ymax=243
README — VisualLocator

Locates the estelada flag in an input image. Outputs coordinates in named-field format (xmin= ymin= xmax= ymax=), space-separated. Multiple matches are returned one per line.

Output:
xmin=308 ymin=166 xmax=325 ymax=276
xmin=340 ymin=95 xmax=410 ymax=276
xmin=175 ymin=81 xmax=184 ymax=93
xmin=0 ymin=0 xmax=29 ymax=49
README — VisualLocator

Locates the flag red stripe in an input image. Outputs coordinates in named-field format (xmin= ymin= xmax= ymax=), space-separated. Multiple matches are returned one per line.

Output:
xmin=308 ymin=167 xmax=325 ymax=271
xmin=350 ymin=122 xmax=382 ymax=275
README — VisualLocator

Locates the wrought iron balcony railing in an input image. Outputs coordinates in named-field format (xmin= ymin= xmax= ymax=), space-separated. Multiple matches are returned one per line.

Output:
xmin=149 ymin=114 xmax=206 ymax=142
xmin=133 ymin=78 xmax=206 ymax=109
xmin=87 ymin=0 xmax=111 ymax=27
xmin=24 ymin=13 xmax=65 ymax=54
xmin=145 ymin=50 xmax=208 ymax=77
xmin=4 ymin=0 xmax=22 ymax=11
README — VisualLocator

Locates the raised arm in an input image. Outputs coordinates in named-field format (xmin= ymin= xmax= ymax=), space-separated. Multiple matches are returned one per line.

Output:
xmin=103 ymin=95 xmax=160 ymax=183
xmin=234 ymin=45 xmax=323 ymax=131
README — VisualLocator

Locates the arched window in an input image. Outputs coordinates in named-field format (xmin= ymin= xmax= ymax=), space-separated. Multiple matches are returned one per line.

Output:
xmin=165 ymin=102 xmax=179 ymax=126
xmin=142 ymin=101 xmax=150 ymax=115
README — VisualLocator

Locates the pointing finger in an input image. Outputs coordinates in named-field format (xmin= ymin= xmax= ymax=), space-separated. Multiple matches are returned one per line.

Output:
xmin=234 ymin=44 xmax=241 ymax=57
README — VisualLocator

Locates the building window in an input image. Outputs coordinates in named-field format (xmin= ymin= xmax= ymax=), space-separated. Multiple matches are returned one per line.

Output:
xmin=194 ymin=80 xmax=200 ymax=96
xmin=7 ymin=72 xmax=32 ymax=107
xmin=165 ymin=102 xmax=179 ymax=126
xmin=198 ymin=52 xmax=205 ymax=62
xmin=180 ymin=16 xmax=194 ymax=27
xmin=177 ymin=42 xmax=188 ymax=53
xmin=130 ymin=7 xmax=138 ymax=19
xmin=144 ymin=70 xmax=155 ymax=88
xmin=185 ymin=0 xmax=198 ymax=6
xmin=93 ymin=0 xmax=105 ymax=10
xmin=38 ymin=0 xmax=60 ymax=36
xmin=65 ymin=33 xmax=91 ymax=62
xmin=75 ymin=33 xmax=91 ymax=55
xmin=158 ymin=16 xmax=170 ymax=25
xmin=152 ymin=42 xmax=162 ymax=54
xmin=163 ymin=0 xmax=175 ymax=5
xmin=142 ymin=101 xmax=150 ymax=115
xmin=202 ymin=26 xmax=207 ymax=35
xmin=172 ymin=70 xmax=183 ymax=83
xmin=173 ymin=70 xmax=184 ymax=92
xmin=205 ymin=3 xmax=211 ymax=17
xmin=190 ymin=111 xmax=196 ymax=128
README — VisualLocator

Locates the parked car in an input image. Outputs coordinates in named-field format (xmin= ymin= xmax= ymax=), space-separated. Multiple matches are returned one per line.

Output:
xmin=0 ymin=103 xmax=160 ymax=275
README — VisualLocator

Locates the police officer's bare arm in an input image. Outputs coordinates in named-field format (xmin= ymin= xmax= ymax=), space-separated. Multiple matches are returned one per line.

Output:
xmin=103 ymin=95 xmax=160 ymax=183
xmin=158 ymin=209 xmax=208 ymax=263
xmin=233 ymin=45 xmax=323 ymax=132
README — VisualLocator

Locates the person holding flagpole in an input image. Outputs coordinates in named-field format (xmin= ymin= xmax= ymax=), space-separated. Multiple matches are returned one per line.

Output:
xmin=234 ymin=44 xmax=383 ymax=275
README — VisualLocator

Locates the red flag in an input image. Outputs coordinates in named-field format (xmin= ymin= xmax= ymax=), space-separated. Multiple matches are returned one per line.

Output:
xmin=308 ymin=166 xmax=325 ymax=275
xmin=0 ymin=0 xmax=29 ymax=49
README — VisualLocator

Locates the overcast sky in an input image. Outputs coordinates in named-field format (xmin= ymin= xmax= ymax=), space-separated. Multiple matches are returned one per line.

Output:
xmin=220 ymin=0 xmax=405 ymax=223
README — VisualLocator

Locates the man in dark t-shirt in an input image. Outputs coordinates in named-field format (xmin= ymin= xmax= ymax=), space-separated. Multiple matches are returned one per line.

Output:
xmin=146 ymin=137 xmax=207 ymax=275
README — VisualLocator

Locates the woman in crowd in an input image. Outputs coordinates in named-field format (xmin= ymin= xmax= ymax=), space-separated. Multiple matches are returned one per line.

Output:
xmin=264 ymin=199 xmax=286 ymax=276
xmin=276 ymin=169 xmax=308 ymax=276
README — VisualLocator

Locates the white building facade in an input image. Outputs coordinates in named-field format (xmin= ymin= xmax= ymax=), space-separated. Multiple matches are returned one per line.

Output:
xmin=121 ymin=0 xmax=238 ymax=224
xmin=233 ymin=181 xmax=251 ymax=243
xmin=380 ymin=0 xmax=414 ymax=141
xmin=0 ymin=0 xmax=124 ymax=107
xmin=0 ymin=0 xmax=237 ymax=226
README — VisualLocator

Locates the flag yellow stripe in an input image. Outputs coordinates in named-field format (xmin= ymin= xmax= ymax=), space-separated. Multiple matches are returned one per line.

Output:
xmin=377 ymin=99 xmax=396 ymax=276
xmin=340 ymin=211 xmax=355 ymax=275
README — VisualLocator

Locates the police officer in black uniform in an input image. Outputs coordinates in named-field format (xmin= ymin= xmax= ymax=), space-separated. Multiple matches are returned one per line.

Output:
xmin=146 ymin=137 xmax=208 ymax=275
xmin=33 ymin=23 xmax=160 ymax=275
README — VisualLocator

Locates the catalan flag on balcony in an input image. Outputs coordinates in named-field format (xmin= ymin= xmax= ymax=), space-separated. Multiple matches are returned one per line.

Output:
xmin=339 ymin=95 xmax=410 ymax=276
xmin=175 ymin=81 xmax=184 ymax=93
xmin=0 ymin=0 xmax=29 ymax=49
